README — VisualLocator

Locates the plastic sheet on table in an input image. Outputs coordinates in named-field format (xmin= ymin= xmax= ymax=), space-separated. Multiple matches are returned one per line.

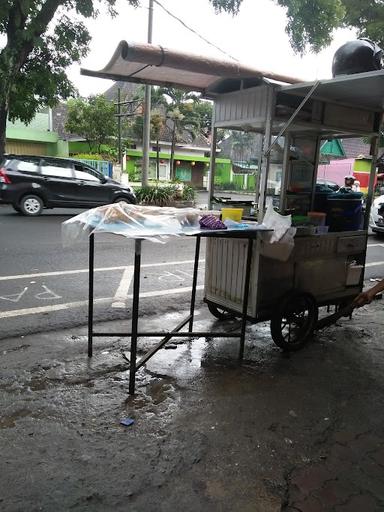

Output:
xmin=62 ymin=202 xmax=203 ymax=245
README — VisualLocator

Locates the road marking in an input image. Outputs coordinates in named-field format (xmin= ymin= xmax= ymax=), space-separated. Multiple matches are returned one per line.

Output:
xmin=367 ymin=243 xmax=384 ymax=248
xmin=365 ymin=260 xmax=384 ymax=267
xmin=35 ymin=285 xmax=62 ymax=300
xmin=0 ymin=287 xmax=28 ymax=303
xmin=0 ymin=259 xmax=204 ymax=282
xmin=111 ymin=266 xmax=134 ymax=308
xmin=0 ymin=285 xmax=204 ymax=319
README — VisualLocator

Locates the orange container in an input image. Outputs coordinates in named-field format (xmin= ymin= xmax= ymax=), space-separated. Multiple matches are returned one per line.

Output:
xmin=307 ymin=211 xmax=326 ymax=226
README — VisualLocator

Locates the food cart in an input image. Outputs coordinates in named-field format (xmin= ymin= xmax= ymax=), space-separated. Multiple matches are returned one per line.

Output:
xmin=82 ymin=42 xmax=384 ymax=352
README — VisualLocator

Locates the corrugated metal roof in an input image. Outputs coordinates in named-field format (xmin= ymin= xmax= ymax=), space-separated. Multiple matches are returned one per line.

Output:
xmin=81 ymin=41 xmax=303 ymax=97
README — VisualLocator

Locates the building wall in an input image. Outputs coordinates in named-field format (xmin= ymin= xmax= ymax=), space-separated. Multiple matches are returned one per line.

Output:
xmin=5 ymin=110 xmax=68 ymax=157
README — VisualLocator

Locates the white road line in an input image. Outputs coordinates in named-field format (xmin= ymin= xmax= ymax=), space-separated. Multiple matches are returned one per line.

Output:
xmin=0 ymin=285 xmax=204 ymax=319
xmin=367 ymin=243 xmax=384 ymax=248
xmin=365 ymin=261 xmax=384 ymax=267
xmin=111 ymin=266 xmax=134 ymax=308
xmin=0 ymin=259 xmax=204 ymax=282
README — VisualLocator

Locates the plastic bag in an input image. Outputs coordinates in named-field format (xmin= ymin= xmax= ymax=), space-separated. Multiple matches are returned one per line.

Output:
xmin=62 ymin=202 xmax=202 ymax=246
xmin=261 ymin=203 xmax=292 ymax=243
xmin=260 ymin=227 xmax=297 ymax=262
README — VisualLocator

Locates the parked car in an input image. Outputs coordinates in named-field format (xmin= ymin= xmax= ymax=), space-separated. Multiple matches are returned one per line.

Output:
xmin=370 ymin=194 xmax=384 ymax=235
xmin=0 ymin=155 xmax=136 ymax=216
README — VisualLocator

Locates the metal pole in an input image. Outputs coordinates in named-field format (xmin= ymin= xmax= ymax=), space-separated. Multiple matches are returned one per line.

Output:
xmin=364 ymin=134 xmax=380 ymax=230
xmin=117 ymin=88 xmax=122 ymax=167
xmin=129 ymin=239 xmax=142 ymax=395
xmin=239 ymin=237 xmax=253 ymax=360
xmin=208 ymin=120 xmax=217 ymax=210
xmin=88 ymin=233 xmax=95 ymax=358
xmin=189 ymin=236 xmax=201 ymax=332
xmin=142 ymin=0 xmax=154 ymax=187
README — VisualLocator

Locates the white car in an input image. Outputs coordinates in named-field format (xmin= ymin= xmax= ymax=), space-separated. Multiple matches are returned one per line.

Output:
xmin=370 ymin=195 xmax=384 ymax=235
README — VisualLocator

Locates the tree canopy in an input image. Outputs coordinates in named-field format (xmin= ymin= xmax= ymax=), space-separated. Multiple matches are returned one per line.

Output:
xmin=210 ymin=0 xmax=384 ymax=54
xmin=65 ymin=95 xmax=117 ymax=152
xmin=0 ymin=0 xmax=138 ymax=153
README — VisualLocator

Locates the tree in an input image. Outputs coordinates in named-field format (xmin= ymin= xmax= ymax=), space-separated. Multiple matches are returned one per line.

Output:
xmin=0 ymin=0 xmax=138 ymax=154
xmin=159 ymin=88 xmax=201 ymax=180
xmin=209 ymin=0 xmax=384 ymax=54
xmin=65 ymin=95 xmax=117 ymax=153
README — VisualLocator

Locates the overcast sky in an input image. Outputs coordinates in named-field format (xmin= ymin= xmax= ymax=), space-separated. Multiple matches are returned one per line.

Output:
xmin=67 ymin=0 xmax=356 ymax=96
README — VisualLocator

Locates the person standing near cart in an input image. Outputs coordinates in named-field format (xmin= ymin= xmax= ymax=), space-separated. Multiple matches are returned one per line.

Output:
xmin=354 ymin=278 xmax=384 ymax=306
xmin=338 ymin=175 xmax=356 ymax=193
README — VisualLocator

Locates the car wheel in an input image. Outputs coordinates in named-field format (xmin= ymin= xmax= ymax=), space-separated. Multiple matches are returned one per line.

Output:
xmin=113 ymin=197 xmax=134 ymax=205
xmin=20 ymin=195 xmax=44 ymax=216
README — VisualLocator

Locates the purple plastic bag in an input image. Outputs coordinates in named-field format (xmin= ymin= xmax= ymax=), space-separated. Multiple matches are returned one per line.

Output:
xmin=199 ymin=215 xmax=227 ymax=230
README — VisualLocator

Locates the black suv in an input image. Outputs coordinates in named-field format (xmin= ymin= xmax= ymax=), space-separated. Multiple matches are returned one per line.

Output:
xmin=0 ymin=155 xmax=136 ymax=215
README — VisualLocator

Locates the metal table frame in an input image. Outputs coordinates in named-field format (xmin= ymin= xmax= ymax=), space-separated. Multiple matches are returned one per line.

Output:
xmin=87 ymin=229 xmax=264 ymax=394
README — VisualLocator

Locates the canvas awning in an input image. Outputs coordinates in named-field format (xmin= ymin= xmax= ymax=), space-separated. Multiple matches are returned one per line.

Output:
xmin=81 ymin=41 xmax=303 ymax=97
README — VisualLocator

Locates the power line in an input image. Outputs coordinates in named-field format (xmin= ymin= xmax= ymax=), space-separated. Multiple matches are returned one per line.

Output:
xmin=153 ymin=0 xmax=239 ymax=62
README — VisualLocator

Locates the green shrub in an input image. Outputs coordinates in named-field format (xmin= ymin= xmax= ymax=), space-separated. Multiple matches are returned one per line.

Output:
xmin=135 ymin=184 xmax=196 ymax=206
xmin=72 ymin=153 xmax=103 ymax=161
xmin=135 ymin=185 xmax=175 ymax=206
xmin=181 ymin=185 xmax=196 ymax=201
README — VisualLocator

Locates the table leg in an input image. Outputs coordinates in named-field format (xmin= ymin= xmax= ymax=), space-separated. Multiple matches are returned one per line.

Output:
xmin=129 ymin=239 xmax=142 ymax=395
xmin=189 ymin=235 xmax=201 ymax=332
xmin=88 ymin=233 xmax=95 ymax=358
xmin=239 ymin=237 xmax=253 ymax=360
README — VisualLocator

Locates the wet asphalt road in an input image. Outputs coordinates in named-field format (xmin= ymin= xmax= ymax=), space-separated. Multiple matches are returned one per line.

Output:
xmin=0 ymin=202 xmax=384 ymax=340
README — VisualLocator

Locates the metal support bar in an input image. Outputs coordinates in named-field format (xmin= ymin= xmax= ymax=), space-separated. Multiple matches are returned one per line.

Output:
xmin=88 ymin=233 xmax=95 ymax=358
xmin=239 ymin=237 xmax=253 ymax=360
xmin=264 ymin=81 xmax=320 ymax=157
xmin=136 ymin=315 xmax=192 ymax=370
xmin=92 ymin=331 xmax=242 ymax=338
xmin=189 ymin=236 xmax=201 ymax=332
xmin=129 ymin=239 xmax=142 ymax=395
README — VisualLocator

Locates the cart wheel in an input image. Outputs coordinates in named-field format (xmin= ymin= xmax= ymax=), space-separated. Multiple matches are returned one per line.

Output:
xmin=270 ymin=292 xmax=318 ymax=351
xmin=207 ymin=302 xmax=236 ymax=320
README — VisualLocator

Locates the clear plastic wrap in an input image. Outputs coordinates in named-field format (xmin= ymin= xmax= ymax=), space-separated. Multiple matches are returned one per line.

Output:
xmin=62 ymin=202 xmax=203 ymax=245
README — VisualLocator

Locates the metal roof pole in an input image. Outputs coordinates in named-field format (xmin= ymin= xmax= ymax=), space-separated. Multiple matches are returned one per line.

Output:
xmin=364 ymin=130 xmax=381 ymax=230
xmin=142 ymin=0 xmax=154 ymax=187
xmin=208 ymin=108 xmax=217 ymax=210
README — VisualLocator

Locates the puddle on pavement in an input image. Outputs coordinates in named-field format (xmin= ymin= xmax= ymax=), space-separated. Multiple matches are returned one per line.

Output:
xmin=0 ymin=408 xmax=31 ymax=428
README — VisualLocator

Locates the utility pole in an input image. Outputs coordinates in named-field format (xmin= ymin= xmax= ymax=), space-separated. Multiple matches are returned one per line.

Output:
xmin=117 ymin=87 xmax=122 ymax=166
xmin=142 ymin=0 xmax=154 ymax=187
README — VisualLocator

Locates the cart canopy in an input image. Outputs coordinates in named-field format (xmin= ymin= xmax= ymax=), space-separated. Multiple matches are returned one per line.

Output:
xmin=81 ymin=41 xmax=302 ymax=97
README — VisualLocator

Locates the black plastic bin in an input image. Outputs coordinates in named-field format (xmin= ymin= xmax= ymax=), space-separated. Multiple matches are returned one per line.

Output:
xmin=326 ymin=192 xmax=363 ymax=232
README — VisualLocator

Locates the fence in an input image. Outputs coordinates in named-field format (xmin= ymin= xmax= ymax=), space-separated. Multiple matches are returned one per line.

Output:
xmin=74 ymin=158 xmax=113 ymax=178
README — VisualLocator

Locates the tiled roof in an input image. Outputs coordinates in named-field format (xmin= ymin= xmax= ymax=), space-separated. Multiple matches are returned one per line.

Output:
xmin=341 ymin=138 xmax=371 ymax=159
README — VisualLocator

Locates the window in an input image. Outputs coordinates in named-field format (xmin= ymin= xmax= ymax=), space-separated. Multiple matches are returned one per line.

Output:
xmin=13 ymin=158 xmax=40 ymax=174
xmin=83 ymin=165 xmax=102 ymax=180
xmin=75 ymin=164 xmax=100 ymax=183
xmin=41 ymin=161 xmax=73 ymax=178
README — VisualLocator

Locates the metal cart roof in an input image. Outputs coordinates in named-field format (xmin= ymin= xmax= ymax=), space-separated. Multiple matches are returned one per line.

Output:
xmin=281 ymin=70 xmax=384 ymax=112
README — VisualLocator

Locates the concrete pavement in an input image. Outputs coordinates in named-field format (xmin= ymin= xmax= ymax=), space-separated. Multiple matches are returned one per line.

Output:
xmin=1 ymin=296 xmax=384 ymax=511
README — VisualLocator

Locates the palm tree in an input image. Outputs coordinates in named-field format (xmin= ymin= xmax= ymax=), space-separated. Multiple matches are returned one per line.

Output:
xmin=159 ymin=88 xmax=201 ymax=180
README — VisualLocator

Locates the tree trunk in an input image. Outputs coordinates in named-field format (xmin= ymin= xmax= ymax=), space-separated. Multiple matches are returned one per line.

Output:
xmin=170 ymin=123 xmax=176 ymax=181
xmin=156 ymin=138 xmax=160 ymax=180
xmin=0 ymin=103 xmax=8 ymax=155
